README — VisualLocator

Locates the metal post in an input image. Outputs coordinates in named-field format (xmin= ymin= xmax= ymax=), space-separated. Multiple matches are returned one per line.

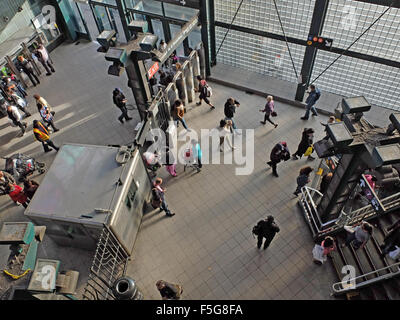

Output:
xmin=209 ymin=0 xmax=216 ymax=66
xmin=21 ymin=42 xmax=41 ymax=76
xmin=295 ymin=0 xmax=329 ymax=102
xmin=116 ymin=0 xmax=131 ymax=42
xmin=200 ymin=0 xmax=211 ymax=76
xmin=76 ymin=2 xmax=92 ymax=41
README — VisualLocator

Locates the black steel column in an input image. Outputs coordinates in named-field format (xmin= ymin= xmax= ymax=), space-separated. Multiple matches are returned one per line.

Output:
xmin=116 ymin=0 xmax=131 ymax=42
xmin=295 ymin=0 xmax=329 ymax=102
xmin=89 ymin=2 xmax=102 ymax=34
xmin=161 ymin=3 xmax=172 ymax=42
xmin=200 ymin=0 xmax=211 ymax=76
xmin=209 ymin=0 xmax=216 ymax=66
xmin=146 ymin=16 xmax=154 ymax=34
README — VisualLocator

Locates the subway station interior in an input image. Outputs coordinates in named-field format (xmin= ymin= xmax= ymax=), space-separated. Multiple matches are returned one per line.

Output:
xmin=0 ymin=0 xmax=399 ymax=301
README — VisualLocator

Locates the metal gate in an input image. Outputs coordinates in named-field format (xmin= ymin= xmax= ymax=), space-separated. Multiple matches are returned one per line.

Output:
xmin=82 ymin=226 xmax=129 ymax=300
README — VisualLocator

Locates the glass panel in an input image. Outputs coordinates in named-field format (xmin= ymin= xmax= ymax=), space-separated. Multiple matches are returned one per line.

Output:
xmin=215 ymin=0 xmax=315 ymax=39
xmin=170 ymin=24 xmax=185 ymax=57
xmin=69 ymin=0 xmax=86 ymax=34
xmin=151 ymin=18 xmax=165 ymax=46
xmin=163 ymin=3 xmax=198 ymax=20
xmin=125 ymin=0 xmax=162 ymax=15
xmin=93 ymin=5 xmax=113 ymax=32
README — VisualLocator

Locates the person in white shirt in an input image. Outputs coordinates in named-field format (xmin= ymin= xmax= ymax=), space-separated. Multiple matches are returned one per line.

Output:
xmin=218 ymin=119 xmax=235 ymax=152
xmin=6 ymin=105 xmax=27 ymax=135
xmin=35 ymin=44 xmax=55 ymax=76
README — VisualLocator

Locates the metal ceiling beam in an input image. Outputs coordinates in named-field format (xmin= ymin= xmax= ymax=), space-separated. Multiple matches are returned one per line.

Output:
xmin=351 ymin=0 xmax=400 ymax=9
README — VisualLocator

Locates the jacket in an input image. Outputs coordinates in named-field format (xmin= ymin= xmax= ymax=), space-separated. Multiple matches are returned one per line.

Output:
xmin=17 ymin=59 xmax=34 ymax=73
xmin=296 ymin=174 xmax=309 ymax=188
xmin=40 ymin=106 xmax=53 ymax=122
xmin=33 ymin=121 xmax=50 ymax=142
xmin=0 ymin=171 xmax=15 ymax=195
xmin=270 ymin=143 xmax=290 ymax=163
xmin=224 ymin=100 xmax=239 ymax=118
xmin=257 ymin=220 xmax=280 ymax=238
xmin=113 ymin=92 xmax=126 ymax=108
xmin=7 ymin=105 xmax=22 ymax=123
xmin=296 ymin=129 xmax=313 ymax=155
xmin=199 ymin=81 xmax=208 ymax=98
xmin=36 ymin=47 xmax=49 ymax=61
xmin=261 ymin=101 xmax=274 ymax=115
xmin=305 ymin=88 xmax=321 ymax=107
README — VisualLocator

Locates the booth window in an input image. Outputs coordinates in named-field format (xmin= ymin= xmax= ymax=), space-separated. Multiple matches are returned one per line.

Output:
xmin=125 ymin=180 xmax=138 ymax=210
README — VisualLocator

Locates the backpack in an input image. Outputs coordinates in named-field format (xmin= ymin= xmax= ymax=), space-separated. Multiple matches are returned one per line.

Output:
xmin=315 ymin=90 xmax=321 ymax=101
xmin=206 ymin=84 xmax=212 ymax=97
xmin=252 ymin=223 xmax=261 ymax=238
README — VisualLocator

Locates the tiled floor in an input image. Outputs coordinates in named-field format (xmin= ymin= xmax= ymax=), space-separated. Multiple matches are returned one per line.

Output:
xmin=0 ymin=40 xmax=343 ymax=299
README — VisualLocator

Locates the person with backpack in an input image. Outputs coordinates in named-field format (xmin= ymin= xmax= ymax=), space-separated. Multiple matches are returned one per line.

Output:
xmin=32 ymin=119 xmax=59 ymax=153
xmin=196 ymin=76 xmax=215 ymax=109
xmin=6 ymin=104 xmax=27 ymax=136
xmin=301 ymin=84 xmax=320 ymax=120
xmin=267 ymin=141 xmax=290 ymax=177
xmin=224 ymin=97 xmax=240 ymax=135
xmin=294 ymin=166 xmax=314 ymax=196
xmin=152 ymin=177 xmax=175 ymax=217
xmin=8 ymin=89 xmax=31 ymax=117
xmin=17 ymin=56 xmax=40 ymax=87
xmin=253 ymin=215 xmax=280 ymax=250
xmin=292 ymin=128 xmax=315 ymax=161
xmin=259 ymin=95 xmax=278 ymax=128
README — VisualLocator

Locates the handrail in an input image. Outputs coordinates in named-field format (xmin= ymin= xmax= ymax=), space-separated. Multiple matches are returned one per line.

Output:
xmin=332 ymin=261 xmax=400 ymax=294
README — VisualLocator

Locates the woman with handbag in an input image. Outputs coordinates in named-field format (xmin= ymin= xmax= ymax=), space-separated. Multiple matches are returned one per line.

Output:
xmin=294 ymin=166 xmax=313 ymax=196
xmin=260 ymin=95 xmax=278 ymax=128
xmin=292 ymin=128 xmax=315 ymax=161
xmin=34 ymin=94 xmax=59 ymax=132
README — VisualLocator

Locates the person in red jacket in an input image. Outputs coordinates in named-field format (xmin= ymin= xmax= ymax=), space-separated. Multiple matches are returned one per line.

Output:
xmin=7 ymin=183 xmax=29 ymax=208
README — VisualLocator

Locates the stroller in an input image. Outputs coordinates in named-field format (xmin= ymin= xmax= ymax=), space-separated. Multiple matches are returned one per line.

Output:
xmin=3 ymin=153 xmax=46 ymax=182
xmin=183 ymin=147 xmax=201 ymax=173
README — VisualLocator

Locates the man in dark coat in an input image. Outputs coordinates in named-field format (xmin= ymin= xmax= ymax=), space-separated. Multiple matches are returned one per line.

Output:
xmin=17 ymin=56 xmax=40 ymax=87
xmin=292 ymin=128 xmax=315 ymax=161
xmin=224 ymin=97 xmax=240 ymax=134
xmin=267 ymin=141 xmax=290 ymax=177
xmin=255 ymin=215 xmax=280 ymax=250
xmin=112 ymin=88 xmax=132 ymax=124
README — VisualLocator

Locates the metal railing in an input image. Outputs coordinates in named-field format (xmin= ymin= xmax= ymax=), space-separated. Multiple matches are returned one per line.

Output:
xmin=82 ymin=226 xmax=129 ymax=300
xmin=332 ymin=261 xmax=400 ymax=295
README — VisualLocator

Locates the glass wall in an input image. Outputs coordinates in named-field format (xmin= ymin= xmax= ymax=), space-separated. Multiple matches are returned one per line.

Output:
xmin=214 ymin=0 xmax=400 ymax=111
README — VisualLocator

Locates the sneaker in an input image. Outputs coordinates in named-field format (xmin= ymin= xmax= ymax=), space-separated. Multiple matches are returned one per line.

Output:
xmin=293 ymin=192 xmax=299 ymax=196
xmin=25 ymin=112 xmax=31 ymax=117
xmin=220 ymin=148 xmax=223 ymax=153
xmin=308 ymin=155 xmax=316 ymax=161
xmin=119 ymin=119 xmax=124 ymax=124
xmin=274 ymin=124 xmax=278 ymax=128
xmin=167 ymin=213 xmax=175 ymax=217
xmin=210 ymin=106 xmax=215 ymax=110
xmin=300 ymin=117 xmax=308 ymax=120
xmin=292 ymin=155 xmax=299 ymax=160
xmin=312 ymin=113 xmax=318 ymax=117
xmin=54 ymin=128 xmax=60 ymax=132
xmin=196 ymin=102 xmax=201 ymax=106
xmin=273 ymin=172 xmax=279 ymax=177
xmin=127 ymin=117 xmax=133 ymax=121
xmin=46 ymin=73 xmax=52 ymax=76
xmin=260 ymin=121 xmax=266 ymax=125
xmin=21 ymin=131 xmax=25 ymax=136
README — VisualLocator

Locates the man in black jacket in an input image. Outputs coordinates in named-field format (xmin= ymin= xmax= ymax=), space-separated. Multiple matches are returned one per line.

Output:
xmin=17 ymin=56 xmax=40 ymax=87
xmin=112 ymin=88 xmax=132 ymax=124
xmin=224 ymin=97 xmax=240 ymax=134
xmin=267 ymin=141 xmax=290 ymax=177
xmin=255 ymin=215 xmax=280 ymax=250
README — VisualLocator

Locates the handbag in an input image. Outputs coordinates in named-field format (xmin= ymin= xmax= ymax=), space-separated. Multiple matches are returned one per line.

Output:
xmin=388 ymin=246 xmax=400 ymax=260
xmin=304 ymin=146 xmax=313 ymax=157
xmin=271 ymin=111 xmax=277 ymax=117
xmin=312 ymin=244 xmax=326 ymax=265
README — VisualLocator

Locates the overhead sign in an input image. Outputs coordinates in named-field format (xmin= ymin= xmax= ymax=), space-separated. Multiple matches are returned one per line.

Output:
xmin=154 ymin=0 xmax=200 ymax=9
xmin=148 ymin=62 xmax=159 ymax=79
xmin=307 ymin=35 xmax=333 ymax=49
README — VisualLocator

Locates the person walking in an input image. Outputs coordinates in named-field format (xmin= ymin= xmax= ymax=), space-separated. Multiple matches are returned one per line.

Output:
xmin=196 ymin=76 xmax=215 ymax=109
xmin=301 ymin=84 xmax=321 ymax=120
xmin=7 ymin=183 xmax=29 ymax=208
xmin=34 ymin=44 xmax=55 ymax=76
xmin=112 ymin=88 xmax=132 ymax=124
xmin=164 ymin=147 xmax=177 ymax=177
xmin=342 ymin=221 xmax=373 ymax=250
xmin=294 ymin=166 xmax=314 ymax=196
xmin=17 ymin=56 xmax=40 ymax=87
xmin=5 ymin=75 xmax=27 ymax=98
xmin=6 ymin=105 xmax=27 ymax=136
xmin=32 ymin=119 xmax=59 ymax=153
xmin=224 ymin=97 xmax=240 ymax=134
xmin=255 ymin=215 xmax=280 ymax=250
xmin=292 ymin=128 xmax=315 ymax=161
xmin=38 ymin=102 xmax=59 ymax=132
xmin=152 ymin=178 xmax=175 ymax=217
xmin=218 ymin=119 xmax=236 ymax=152
xmin=267 ymin=141 xmax=290 ymax=177
xmin=260 ymin=95 xmax=278 ymax=128
xmin=8 ymin=90 xmax=31 ymax=117
xmin=312 ymin=236 xmax=336 ymax=265
xmin=172 ymin=99 xmax=190 ymax=131
xmin=156 ymin=280 xmax=183 ymax=300
xmin=191 ymin=139 xmax=202 ymax=170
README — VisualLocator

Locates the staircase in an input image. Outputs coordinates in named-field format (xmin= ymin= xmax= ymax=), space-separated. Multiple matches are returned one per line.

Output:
xmin=329 ymin=211 xmax=400 ymax=299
